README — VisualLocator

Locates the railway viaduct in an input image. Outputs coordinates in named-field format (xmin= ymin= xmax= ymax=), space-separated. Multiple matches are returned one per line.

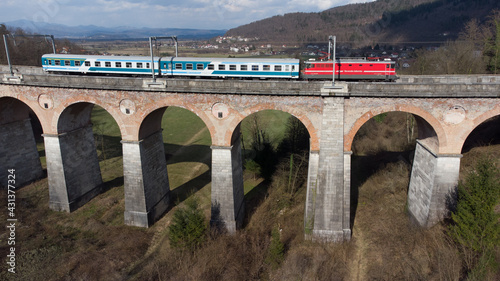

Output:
xmin=1 ymin=66 xmax=499 ymax=242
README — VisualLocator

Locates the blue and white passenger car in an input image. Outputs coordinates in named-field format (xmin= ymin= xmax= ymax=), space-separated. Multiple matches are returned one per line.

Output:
xmin=42 ymin=54 xmax=300 ymax=79
xmin=42 ymin=54 xmax=160 ymax=75
xmin=162 ymin=57 xmax=300 ymax=79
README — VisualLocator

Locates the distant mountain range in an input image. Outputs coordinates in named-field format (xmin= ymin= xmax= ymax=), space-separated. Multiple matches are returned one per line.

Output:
xmin=226 ymin=0 xmax=500 ymax=46
xmin=5 ymin=0 xmax=500 ymax=45
xmin=2 ymin=20 xmax=226 ymax=40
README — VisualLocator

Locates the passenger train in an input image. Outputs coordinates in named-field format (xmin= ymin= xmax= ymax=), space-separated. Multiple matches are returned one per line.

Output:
xmin=41 ymin=54 xmax=397 ymax=81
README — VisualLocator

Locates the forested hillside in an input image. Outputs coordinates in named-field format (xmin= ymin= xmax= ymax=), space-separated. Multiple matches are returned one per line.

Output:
xmin=225 ymin=0 xmax=500 ymax=46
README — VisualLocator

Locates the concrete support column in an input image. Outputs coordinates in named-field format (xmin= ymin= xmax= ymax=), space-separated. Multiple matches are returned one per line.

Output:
xmin=122 ymin=130 xmax=170 ymax=227
xmin=0 ymin=119 xmax=43 ymax=188
xmin=44 ymin=125 xmax=102 ymax=212
xmin=408 ymin=140 xmax=462 ymax=227
xmin=210 ymin=135 xmax=244 ymax=233
xmin=312 ymin=97 xmax=349 ymax=242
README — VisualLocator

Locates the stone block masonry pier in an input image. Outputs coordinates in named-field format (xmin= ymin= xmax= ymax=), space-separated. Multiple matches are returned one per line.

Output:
xmin=1 ymin=66 xmax=499 ymax=242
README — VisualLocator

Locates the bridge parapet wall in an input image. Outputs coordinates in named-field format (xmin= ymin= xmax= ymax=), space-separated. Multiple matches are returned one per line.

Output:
xmin=398 ymin=75 xmax=500 ymax=84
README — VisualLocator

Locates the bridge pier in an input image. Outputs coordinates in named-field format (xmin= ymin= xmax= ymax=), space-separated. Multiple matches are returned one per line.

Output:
xmin=408 ymin=140 xmax=462 ymax=227
xmin=44 ymin=125 xmax=102 ymax=212
xmin=210 ymin=133 xmax=245 ymax=233
xmin=308 ymin=97 xmax=351 ymax=242
xmin=304 ymin=150 xmax=319 ymax=234
xmin=122 ymin=130 xmax=170 ymax=227
xmin=0 ymin=119 xmax=43 ymax=188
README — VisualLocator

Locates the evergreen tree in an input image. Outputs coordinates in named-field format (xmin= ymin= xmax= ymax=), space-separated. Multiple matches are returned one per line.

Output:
xmin=266 ymin=226 xmax=285 ymax=269
xmin=168 ymin=198 xmax=207 ymax=251
xmin=485 ymin=10 xmax=500 ymax=74
xmin=448 ymin=157 xmax=500 ymax=278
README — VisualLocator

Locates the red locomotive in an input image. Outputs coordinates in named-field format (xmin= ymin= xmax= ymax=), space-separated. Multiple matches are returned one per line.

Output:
xmin=302 ymin=58 xmax=397 ymax=81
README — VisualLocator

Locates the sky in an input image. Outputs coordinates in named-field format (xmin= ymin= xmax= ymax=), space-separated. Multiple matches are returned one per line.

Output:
xmin=1 ymin=0 xmax=375 ymax=30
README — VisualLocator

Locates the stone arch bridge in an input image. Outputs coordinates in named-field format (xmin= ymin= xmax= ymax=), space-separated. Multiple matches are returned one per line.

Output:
xmin=1 ymin=68 xmax=499 ymax=242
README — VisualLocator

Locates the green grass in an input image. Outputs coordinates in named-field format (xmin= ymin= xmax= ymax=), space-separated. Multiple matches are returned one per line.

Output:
xmin=161 ymin=107 xmax=212 ymax=146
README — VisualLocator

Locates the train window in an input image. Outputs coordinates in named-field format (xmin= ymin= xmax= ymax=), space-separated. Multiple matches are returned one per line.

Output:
xmin=275 ymin=65 xmax=282 ymax=71
xmin=186 ymin=63 xmax=193 ymax=70
xmin=208 ymin=64 xmax=214 ymax=70
xmin=218 ymin=64 xmax=225 ymax=70
xmin=230 ymin=65 xmax=236 ymax=71
xmin=197 ymin=64 xmax=204 ymax=70
xmin=369 ymin=64 xmax=373 ymax=67
xmin=284 ymin=65 xmax=290 ymax=72
xmin=263 ymin=65 xmax=270 ymax=71
xmin=95 ymin=61 xmax=101 ymax=67
xmin=359 ymin=64 xmax=363 ymax=66
xmin=386 ymin=64 xmax=390 ymax=69
xmin=85 ymin=61 xmax=90 ymax=67
xmin=105 ymin=62 xmax=111 ymax=67
xmin=64 ymin=60 xmax=71 ymax=66
xmin=252 ymin=65 xmax=259 ymax=71
xmin=137 ymin=62 xmax=143 ymax=68
xmin=75 ymin=61 xmax=81 ymax=66
xmin=47 ymin=59 xmax=51 ymax=65
xmin=175 ymin=63 xmax=183 ymax=70
xmin=241 ymin=65 xmax=248 ymax=71
xmin=115 ymin=62 xmax=122 ymax=67
xmin=146 ymin=63 xmax=150 ymax=68
xmin=126 ymin=62 xmax=132 ymax=68
xmin=349 ymin=64 xmax=352 ymax=66
xmin=55 ymin=60 xmax=60 ymax=66
xmin=292 ymin=65 xmax=295 ymax=70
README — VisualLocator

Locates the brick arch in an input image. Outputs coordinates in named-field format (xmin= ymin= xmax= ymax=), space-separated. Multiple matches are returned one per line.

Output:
xmin=137 ymin=100 xmax=214 ymax=143
xmin=0 ymin=96 xmax=38 ymax=124
xmin=0 ymin=96 xmax=47 ymax=132
xmin=0 ymin=96 xmax=45 ymax=188
xmin=344 ymin=105 xmax=447 ymax=152
xmin=224 ymin=104 xmax=319 ymax=150
xmin=459 ymin=105 xmax=500 ymax=151
xmin=52 ymin=99 xmax=124 ymax=137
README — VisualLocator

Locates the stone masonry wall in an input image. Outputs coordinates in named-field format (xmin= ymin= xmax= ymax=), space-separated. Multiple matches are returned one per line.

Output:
xmin=427 ymin=154 xmax=461 ymax=225
xmin=45 ymin=125 xmax=102 ymax=212
xmin=408 ymin=140 xmax=461 ymax=226
xmin=210 ymin=140 xmax=245 ymax=233
xmin=304 ymin=150 xmax=319 ymax=235
xmin=313 ymin=97 xmax=347 ymax=241
xmin=408 ymin=141 xmax=437 ymax=226
xmin=0 ymin=119 xmax=43 ymax=188
xmin=123 ymin=130 xmax=170 ymax=227
xmin=230 ymin=136 xmax=245 ymax=227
